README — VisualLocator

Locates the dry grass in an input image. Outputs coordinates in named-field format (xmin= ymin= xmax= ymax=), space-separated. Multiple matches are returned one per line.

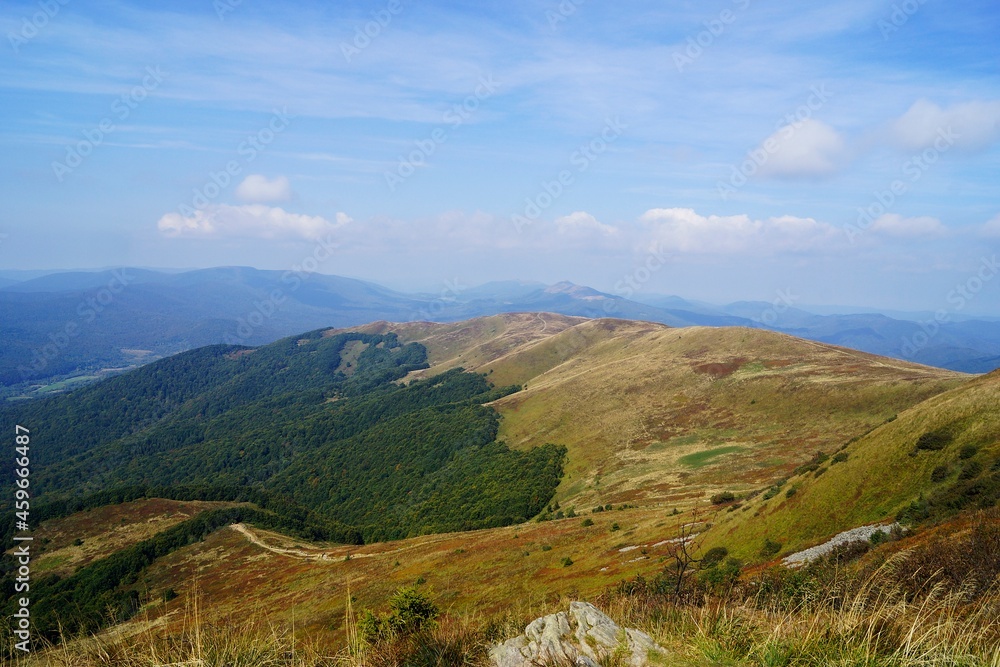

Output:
xmin=9 ymin=555 xmax=1000 ymax=667
xmin=355 ymin=315 xmax=963 ymax=514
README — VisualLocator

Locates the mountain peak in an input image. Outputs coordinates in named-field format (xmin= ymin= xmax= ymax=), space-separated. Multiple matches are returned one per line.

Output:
xmin=545 ymin=281 xmax=604 ymax=297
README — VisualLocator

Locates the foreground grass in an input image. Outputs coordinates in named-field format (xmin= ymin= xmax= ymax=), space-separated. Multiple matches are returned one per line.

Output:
xmin=8 ymin=511 xmax=999 ymax=667
xmin=8 ymin=563 xmax=998 ymax=666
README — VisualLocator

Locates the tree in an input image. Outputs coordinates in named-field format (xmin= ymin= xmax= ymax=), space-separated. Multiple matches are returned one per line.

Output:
xmin=663 ymin=509 xmax=704 ymax=603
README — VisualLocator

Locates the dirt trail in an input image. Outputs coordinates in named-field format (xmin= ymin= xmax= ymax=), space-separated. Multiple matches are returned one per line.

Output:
xmin=229 ymin=523 xmax=453 ymax=562
xmin=230 ymin=523 xmax=340 ymax=561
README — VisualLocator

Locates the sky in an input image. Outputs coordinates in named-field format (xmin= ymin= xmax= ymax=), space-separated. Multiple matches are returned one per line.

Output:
xmin=1 ymin=0 xmax=1000 ymax=311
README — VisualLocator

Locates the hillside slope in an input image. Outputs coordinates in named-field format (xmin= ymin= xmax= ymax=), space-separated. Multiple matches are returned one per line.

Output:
xmin=5 ymin=313 xmax=991 ymax=648
xmin=351 ymin=314 xmax=965 ymax=510
xmin=703 ymin=369 xmax=1000 ymax=559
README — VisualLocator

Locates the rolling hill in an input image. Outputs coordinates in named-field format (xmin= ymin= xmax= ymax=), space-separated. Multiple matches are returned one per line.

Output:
xmin=5 ymin=312 xmax=999 ymax=653
xmin=6 ymin=267 xmax=1000 ymax=397
xmin=347 ymin=314 xmax=964 ymax=510
xmin=702 ymin=368 xmax=1000 ymax=560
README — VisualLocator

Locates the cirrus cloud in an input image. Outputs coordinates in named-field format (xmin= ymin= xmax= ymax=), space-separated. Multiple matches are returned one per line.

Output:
xmin=157 ymin=204 xmax=351 ymax=241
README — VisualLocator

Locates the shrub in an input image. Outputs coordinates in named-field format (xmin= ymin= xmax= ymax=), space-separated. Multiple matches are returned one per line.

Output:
xmin=931 ymin=465 xmax=950 ymax=483
xmin=915 ymin=428 xmax=953 ymax=451
xmin=825 ymin=539 xmax=870 ymax=564
xmin=698 ymin=557 xmax=741 ymax=594
xmin=794 ymin=452 xmax=829 ymax=476
xmin=960 ymin=460 xmax=984 ymax=481
xmin=358 ymin=587 xmax=440 ymax=645
xmin=760 ymin=539 xmax=782 ymax=559
xmin=581 ymin=518 xmax=594 ymax=527
xmin=711 ymin=492 xmax=736 ymax=505
xmin=832 ymin=452 xmax=849 ymax=463
xmin=959 ymin=445 xmax=979 ymax=460
xmin=890 ymin=510 xmax=1000 ymax=601
xmin=814 ymin=467 xmax=827 ymax=478
xmin=610 ymin=523 xmax=620 ymax=532
xmin=701 ymin=546 xmax=729 ymax=569
xmin=541 ymin=545 xmax=552 ymax=551
xmin=785 ymin=487 xmax=797 ymax=499
xmin=561 ymin=557 xmax=574 ymax=567
xmin=897 ymin=496 xmax=929 ymax=524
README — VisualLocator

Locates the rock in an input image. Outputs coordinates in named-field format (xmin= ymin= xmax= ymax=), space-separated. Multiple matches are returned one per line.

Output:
xmin=781 ymin=523 xmax=900 ymax=567
xmin=488 ymin=601 xmax=667 ymax=667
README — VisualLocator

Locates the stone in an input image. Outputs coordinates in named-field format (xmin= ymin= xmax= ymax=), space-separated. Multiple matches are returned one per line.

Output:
xmin=488 ymin=601 xmax=667 ymax=667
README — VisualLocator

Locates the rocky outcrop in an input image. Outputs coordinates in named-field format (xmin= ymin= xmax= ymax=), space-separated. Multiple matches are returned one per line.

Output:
xmin=489 ymin=601 xmax=667 ymax=667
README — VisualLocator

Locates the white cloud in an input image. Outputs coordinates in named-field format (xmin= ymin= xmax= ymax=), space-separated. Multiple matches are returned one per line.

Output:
xmin=979 ymin=214 xmax=1000 ymax=238
xmin=235 ymin=174 xmax=293 ymax=203
xmin=157 ymin=204 xmax=351 ymax=240
xmin=889 ymin=99 xmax=1000 ymax=152
xmin=757 ymin=119 xmax=848 ymax=179
xmin=554 ymin=211 xmax=618 ymax=236
xmin=639 ymin=208 xmax=839 ymax=254
xmin=869 ymin=214 xmax=948 ymax=238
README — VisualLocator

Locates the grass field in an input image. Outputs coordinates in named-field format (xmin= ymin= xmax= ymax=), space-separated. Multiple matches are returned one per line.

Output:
xmin=14 ymin=314 xmax=999 ymax=665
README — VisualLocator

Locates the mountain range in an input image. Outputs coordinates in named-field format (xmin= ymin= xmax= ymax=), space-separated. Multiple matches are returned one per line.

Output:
xmin=2 ymin=267 xmax=1000 ymax=395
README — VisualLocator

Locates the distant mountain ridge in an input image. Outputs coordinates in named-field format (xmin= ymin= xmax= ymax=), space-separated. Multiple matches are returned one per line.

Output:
xmin=2 ymin=266 xmax=999 ymax=391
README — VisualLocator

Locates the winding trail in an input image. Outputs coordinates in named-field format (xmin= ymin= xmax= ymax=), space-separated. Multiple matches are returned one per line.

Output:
xmin=229 ymin=523 xmax=454 ymax=562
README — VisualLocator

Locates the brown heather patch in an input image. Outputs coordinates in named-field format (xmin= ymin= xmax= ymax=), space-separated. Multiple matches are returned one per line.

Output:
xmin=692 ymin=359 xmax=747 ymax=378
xmin=28 ymin=499 xmax=243 ymax=577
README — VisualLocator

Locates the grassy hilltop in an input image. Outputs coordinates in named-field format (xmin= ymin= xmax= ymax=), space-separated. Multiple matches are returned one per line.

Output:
xmin=4 ymin=314 xmax=999 ymax=666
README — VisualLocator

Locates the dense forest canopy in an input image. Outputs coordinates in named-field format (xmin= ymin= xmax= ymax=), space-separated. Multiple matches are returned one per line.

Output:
xmin=0 ymin=329 xmax=565 ymax=640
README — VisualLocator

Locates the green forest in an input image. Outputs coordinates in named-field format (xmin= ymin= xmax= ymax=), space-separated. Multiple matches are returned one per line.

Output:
xmin=0 ymin=329 xmax=566 ymax=640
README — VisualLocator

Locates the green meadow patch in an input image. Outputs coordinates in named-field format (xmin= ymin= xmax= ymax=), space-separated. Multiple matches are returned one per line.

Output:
xmin=679 ymin=445 xmax=746 ymax=468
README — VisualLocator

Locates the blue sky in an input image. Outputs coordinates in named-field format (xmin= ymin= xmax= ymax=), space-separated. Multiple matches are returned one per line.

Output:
xmin=1 ymin=0 xmax=999 ymax=311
